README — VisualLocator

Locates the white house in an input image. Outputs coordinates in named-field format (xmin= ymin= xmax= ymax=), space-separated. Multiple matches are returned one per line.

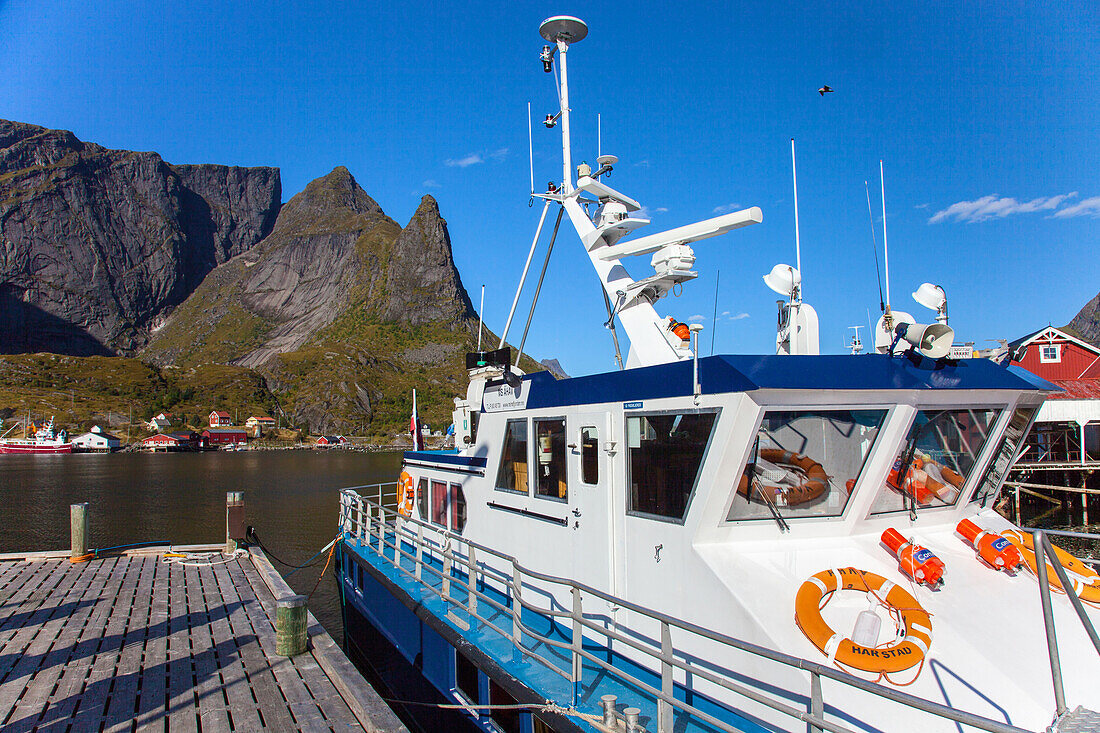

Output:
xmin=72 ymin=425 xmax=122 ymax=452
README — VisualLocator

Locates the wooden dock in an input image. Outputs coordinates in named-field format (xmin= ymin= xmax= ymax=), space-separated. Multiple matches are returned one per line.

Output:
xmin=0 ymin=544 xmax=407 ymax=732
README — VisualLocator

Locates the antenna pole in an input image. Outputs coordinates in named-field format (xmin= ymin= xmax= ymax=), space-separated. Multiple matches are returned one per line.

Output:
xmin=710 ymin=269 xmax=720 ymax=356
xmin=557 ymin=39 xmax=574 ymax=193
xmin=791 ymin=139 xmax=802 ymax=290
xmin=527 ymin=103 xmax=534 ymax=194
xmin=477 ymin=284 xmax=485 ymax=351
xmin=499 ymin=200 xmax=552 ymax=348
xmin=598 ymin=113 xmax=601 ymax=158
xmin=880 ymin=160 xmax=891 ymax=307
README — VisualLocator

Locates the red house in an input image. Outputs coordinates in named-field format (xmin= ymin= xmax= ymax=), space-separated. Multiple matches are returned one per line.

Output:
xmin=315 ymin=435 xmax=347 ymax=447
xmin=201 ymin=428 xmax=248 ymax=449
xmin=140 ymin=432 xmax=198 ymax=452
xmin=1010 ymin=326 xmax=1100 ymax=381
xmin=209 ymin=410 xmax=233 ymax=427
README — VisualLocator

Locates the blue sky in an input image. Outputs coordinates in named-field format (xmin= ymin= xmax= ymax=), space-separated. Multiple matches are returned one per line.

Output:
xmin=2 ymin=2 xmax=1097 ymax=376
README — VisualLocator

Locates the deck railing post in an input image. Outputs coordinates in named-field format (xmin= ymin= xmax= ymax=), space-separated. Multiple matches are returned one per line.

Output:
xmin=658 ymin=621 xmax=673 ymax=733
xmin=356 ymin=497 xmax=365 ymax=543
xmin=1033 ymin=531 xmax=1068 ymax=717
xmin=415 ymin=524 xmax=424 ymax=581
xmin=809 ymin=671 xmax=824 ymax=733
xmin=466 ymin=546 xmax=478 ymax=622
xmin=442 ymin=539 xmax=453 ymax=603
xmin=571 ymin=586 xmax=582 ymax=706
xmin=511 ymin=563 xmax=523 ymax=663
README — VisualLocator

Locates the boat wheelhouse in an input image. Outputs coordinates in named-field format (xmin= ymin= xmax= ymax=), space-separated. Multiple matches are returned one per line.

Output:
xmin=337 ymin=16 xmax=1100 ymax=733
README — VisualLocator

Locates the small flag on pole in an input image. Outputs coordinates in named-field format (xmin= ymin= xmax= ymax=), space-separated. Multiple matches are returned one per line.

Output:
xmin=410 ymin=389 xmax=423 ymax=450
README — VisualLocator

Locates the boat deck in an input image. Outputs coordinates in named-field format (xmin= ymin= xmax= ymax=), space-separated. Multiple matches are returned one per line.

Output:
xmin=0 ymin=546 xmax=406 ymax=732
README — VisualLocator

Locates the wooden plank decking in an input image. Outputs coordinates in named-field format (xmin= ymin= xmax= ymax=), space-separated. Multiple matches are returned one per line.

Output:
xmin=0 ymin=546 xmax=406 ymax=732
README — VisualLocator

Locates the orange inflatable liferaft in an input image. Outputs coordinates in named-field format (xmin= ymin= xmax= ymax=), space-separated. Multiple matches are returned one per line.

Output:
xmin=738 ymin=449 xmax=829 ymax=506
xmin=795 ymin=567 xmax=932 ymax=675
xmin=1002 ymin=529 xmax=1100 ymax=606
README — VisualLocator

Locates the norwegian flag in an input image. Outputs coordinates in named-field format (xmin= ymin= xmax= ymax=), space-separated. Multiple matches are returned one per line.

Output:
xmin=410 ymin=389 xmax=423 ymax=450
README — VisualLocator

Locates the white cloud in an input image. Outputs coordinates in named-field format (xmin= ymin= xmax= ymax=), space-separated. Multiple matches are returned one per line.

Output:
xmin=914 ymin=203 xmax=930 ymax=210
xmin=1052 ymin=196 xmax=1100 ymax=219
xmin=730 ymin=312 xmax=749 ymax=320
xmin=688 ymin=314 xmax=706 ymax=323
xmin=712 ymin=203 xmax=742 ymax=214
xmin=421 ymin=179 xmax=440 ymax=189
xmin=489 ymin=147 xmax=509 ymax=162
xmin=929 ymin=192 xmax=1078 ymax=223
xmin=444 ymin=153 xmax=483 ymax=168
xmin=655 ymin=207 xmax=668 ymax=213
xmin=633 ymin=160 xmax=650 ymax=168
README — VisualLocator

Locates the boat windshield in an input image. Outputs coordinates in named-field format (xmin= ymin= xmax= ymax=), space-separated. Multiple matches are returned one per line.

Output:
xmin=870 ymin=407 xmax=1001 ymax=515
xmin=726 ymin=409 xmax=886 ymax=522
xmin=969 ymin=405 xmax=1038 ymax=507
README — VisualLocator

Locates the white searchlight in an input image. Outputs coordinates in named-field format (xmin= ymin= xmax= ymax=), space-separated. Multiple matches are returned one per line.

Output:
xmin=896 ymin=322 xmax=955 ymax=359
xmin=912 ymin=282 xmax=948 ymax=324
xmin=763 ymin=263 xmax=800 ymax=298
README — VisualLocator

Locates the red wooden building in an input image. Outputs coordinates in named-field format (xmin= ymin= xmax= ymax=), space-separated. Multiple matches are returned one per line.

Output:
xmin=201 ymin=428 xmax=248 ymax=449
xmin=1009 ymin=326 xmax=1100 ymax=381
xmin=140 ymin=432 xmax=198 ymax=452
xmin=209 ymin=410 xmax=234 ymax=427
xmin=315 ymin=435 xmax=347 ymax=447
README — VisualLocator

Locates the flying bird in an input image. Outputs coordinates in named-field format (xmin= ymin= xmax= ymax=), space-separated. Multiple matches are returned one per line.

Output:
xmin=818 ymin=85 xmax=833 ymax=96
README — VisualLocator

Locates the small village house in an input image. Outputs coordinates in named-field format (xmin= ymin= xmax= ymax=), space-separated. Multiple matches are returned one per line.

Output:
xmin=209 ymin=410 xmax=233 ymax=428
xmin=245 ymin=415 xmax=277 ymax=437
xmin=147 ymin=412 xmax=173 ymax=433
xmin=315 ymin=435 xmax=347 ymax=447
xmin=71 ymin=425 xmax=121 ymax=452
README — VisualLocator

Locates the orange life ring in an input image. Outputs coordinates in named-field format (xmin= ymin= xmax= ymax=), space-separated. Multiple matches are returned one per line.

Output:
xmin=738 ymin=449 xmax=829 ymax=506
xmin=795 ymin=567 xmax=932 ymax=675
xmin=1002 ymin=529 xmax=1100 ymax=606
xmin=397 ymin=471 xmax=416 ymax=517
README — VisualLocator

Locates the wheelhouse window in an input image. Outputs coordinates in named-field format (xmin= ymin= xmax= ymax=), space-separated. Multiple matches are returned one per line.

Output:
xmin=417 ymin=478 xmax=428 ymax=520
xmin=627 ymin=410 xmax=718 ymax=521
xmin=450 ymin=483 xmax=467 ymax=532
xmin=431 ymin=480 xmax=448 ymax=526
xmin=534 ymin=418 xmax=567 ymax=501
xmin=871 ymin=407 xmax=1001 ymax=515
xmin=726 ymin=409 xmax=886 ymax=522
xmin=970 ymin=405 xmax=1038 ymax=506
xmin=580 ymin=426 xmax=599 ymax=485
xmin=495 ymin=419 xmax=528 ymax=494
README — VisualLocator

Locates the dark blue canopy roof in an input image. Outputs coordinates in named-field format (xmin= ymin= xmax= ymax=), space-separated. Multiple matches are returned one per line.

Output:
xmin=522 ymin=354 xmax=1056 ymax=410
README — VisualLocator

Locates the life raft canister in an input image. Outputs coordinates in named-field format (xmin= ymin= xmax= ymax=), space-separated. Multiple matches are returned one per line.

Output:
xmin=397 ymin=471 xmax=416 ymax=517
xmin=1002 ymin=529 xmax=1100 ymax=606
xmin=795 ymin=567 xmax=932 ymax=675
xmin=737 ymin=449 xmax=829 ymax=506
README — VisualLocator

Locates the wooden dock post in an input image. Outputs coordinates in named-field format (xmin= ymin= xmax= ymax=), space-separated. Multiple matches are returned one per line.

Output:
xmin=70 ymin=502 xmax=88 ymax=558
xmin=275 ymin=594 xmax=308 ymax=656
xmin=226 ymin=491 xmax=245 ymax=553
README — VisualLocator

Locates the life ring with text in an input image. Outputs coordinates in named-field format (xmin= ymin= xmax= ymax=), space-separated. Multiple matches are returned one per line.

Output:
xmin=1002 ymin=529 xmax=1100 ymax=606
xmin=397 ymin=471 xmax=416 ymax=517
xmin=737 ymin=449 xmax=829 ymax=506
xmin=795 ymin=567 xmax=932 ymax=676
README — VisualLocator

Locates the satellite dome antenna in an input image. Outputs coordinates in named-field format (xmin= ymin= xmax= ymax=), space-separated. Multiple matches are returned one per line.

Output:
xmin=539 ymin=16 xmax=587 ymax=195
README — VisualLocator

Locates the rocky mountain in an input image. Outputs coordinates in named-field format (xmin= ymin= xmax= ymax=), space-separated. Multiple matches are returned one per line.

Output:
xmin=0 ymin=120 xmax=280 ymax=355
xmin=1065 ymin=290 xmax=1100 ymax=347
xmin=143 ymin=167 xmax=517 ymax=435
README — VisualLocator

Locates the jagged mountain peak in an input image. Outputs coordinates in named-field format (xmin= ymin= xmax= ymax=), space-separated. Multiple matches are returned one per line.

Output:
xmin=1064 ymin=290 xmax=1100 ymax=348
xmin=277 ymin=165 xmax=383 ymax=223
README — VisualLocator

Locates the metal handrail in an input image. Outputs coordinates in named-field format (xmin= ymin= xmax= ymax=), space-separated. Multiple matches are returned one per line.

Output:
xmin=1031 ymin=529 xmax=1100 ymax=720
xmin=339 ymin=489 xmax=1036 ymax=733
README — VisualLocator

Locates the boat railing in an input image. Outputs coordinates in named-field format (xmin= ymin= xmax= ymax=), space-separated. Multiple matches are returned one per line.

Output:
xmin=339 ymin=488 xmax=1040 ymax=733
xmin=1029 ymin=530 xmax=1100 ymax=722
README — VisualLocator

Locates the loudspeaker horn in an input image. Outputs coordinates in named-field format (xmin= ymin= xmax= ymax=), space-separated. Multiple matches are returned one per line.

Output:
xmin=897 ymin=322 xmax=955 ymax=359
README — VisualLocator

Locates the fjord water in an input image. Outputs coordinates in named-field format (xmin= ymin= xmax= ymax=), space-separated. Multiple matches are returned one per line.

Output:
xmin=0 ymin=450 xmax=403 ymax=641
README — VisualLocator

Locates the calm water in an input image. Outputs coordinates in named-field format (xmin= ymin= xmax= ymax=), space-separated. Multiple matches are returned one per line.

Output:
xmin=0 ymin=449 xmax=403 ymax=642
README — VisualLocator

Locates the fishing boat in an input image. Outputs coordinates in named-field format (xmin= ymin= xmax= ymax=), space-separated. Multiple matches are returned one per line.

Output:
xmin=336 ymin=17 xmax=1100 ymax=733
xmin=0 ymin=416 xmax=73 ymax=454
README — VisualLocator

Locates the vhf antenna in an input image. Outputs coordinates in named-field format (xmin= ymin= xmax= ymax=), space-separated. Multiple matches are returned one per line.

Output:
xmin=539 ymin=16 xmax=587 ymax=194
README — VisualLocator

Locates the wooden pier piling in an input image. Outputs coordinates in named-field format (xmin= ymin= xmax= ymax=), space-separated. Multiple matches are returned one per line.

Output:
xmin=69 ymin=502 xmax=87 ymax=558
xmin=275 ymin=594 xmax=309 ymax=657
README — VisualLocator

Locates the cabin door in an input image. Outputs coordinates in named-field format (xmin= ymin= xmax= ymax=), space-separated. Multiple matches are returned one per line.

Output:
xmin=568 ymin=412 xmax=616 ymax=595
